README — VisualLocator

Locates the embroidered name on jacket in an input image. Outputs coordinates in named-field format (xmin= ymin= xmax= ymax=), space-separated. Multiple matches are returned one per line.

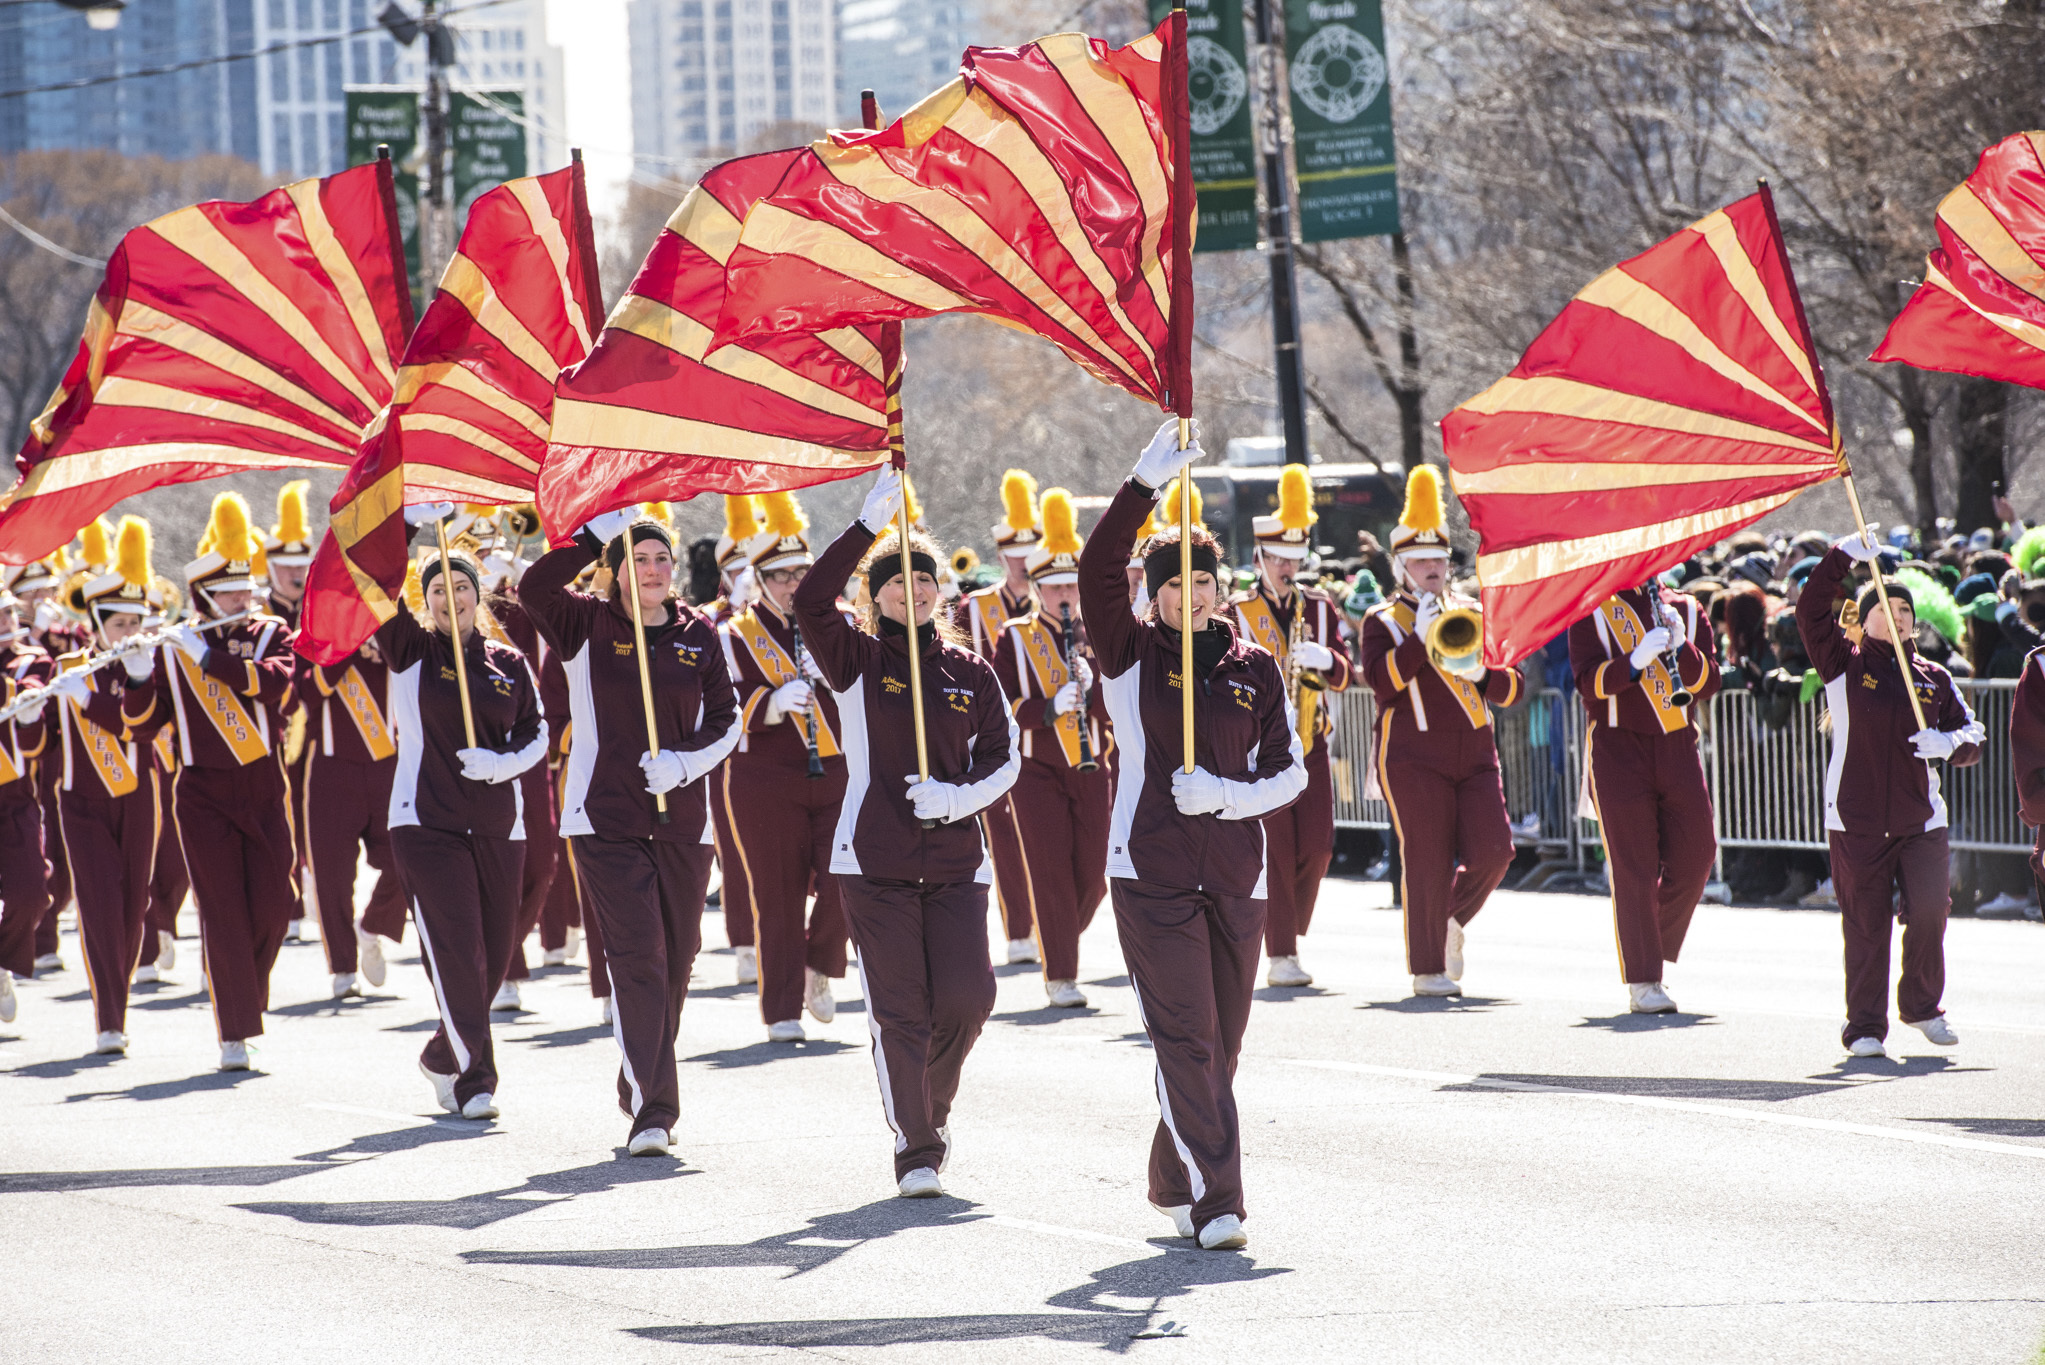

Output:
xmin=1225 ymin=679 xmax=1257 ymax=710
xmin=944 ymin=686 xmax=973 ymax=713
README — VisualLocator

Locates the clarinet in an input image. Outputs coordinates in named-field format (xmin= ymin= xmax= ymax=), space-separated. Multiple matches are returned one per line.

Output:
xmin=1643 ymin=578 xmax=1695 ymax=708
xmin=790 ymin=616 xmax=825 ymax=780
xmin=1060 ymin=601 xmax=1099 ymax=772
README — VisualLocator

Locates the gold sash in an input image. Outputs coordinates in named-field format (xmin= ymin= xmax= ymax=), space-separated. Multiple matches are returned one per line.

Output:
xmin=336 ymin=665 xmax=396 ymax=760
xmin=1598 ymin=597 xmax=1689 ymax=733
xmin=70 ymin=696 xmax=139 ymax=797
xmin=153 ymin=727 xmax=176 ymax=773
xmin=969 ymin=588 xmax=1007 ymax=650
xmin=1013 ymin=616 xmax=1085 ymax=768
xmin=1388 ymin=599 xmax=1489 ymax=729
xmin=175 ymin=651 xmax=272 ymax=764
xmin=732 ymin=608 xmax=840 ymax=758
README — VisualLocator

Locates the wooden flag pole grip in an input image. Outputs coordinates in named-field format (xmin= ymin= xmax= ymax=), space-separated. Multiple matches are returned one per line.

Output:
xmin=434 ymin=515 xmax=478 ymax=750
xmin=623 ymin=537 xmax=671 ymax=822
xmin=1178 ymin=417 xmax=1194 ymax=775
xmin=1839 ymin=469 xmax=1928 ymax=734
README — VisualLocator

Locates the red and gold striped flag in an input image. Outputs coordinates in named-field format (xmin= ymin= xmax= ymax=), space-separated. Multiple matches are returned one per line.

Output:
xmin=298 ymin=163 xmax=605 ymax=665
xmin=708 ymin=18 xmax=1194 ymax=417
xmin=1872 ymin=132 xmax=2045 ymax=388
xmin=0 ymin=161 xmax=411 ymax=564
xmin=1442 ymin=186 xmax=1841 ymax=667
xmin=539 ymin=149 xmax=893 ymax=538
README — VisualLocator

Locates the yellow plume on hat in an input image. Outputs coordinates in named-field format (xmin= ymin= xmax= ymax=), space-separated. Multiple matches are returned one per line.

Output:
xmin=1000 ymin=469 xmax=1037 ymax=532
xmin=1040 ymin=488 xmax=1080 ymax=556
xmin=759 ymin=489 xmax=807 ymax=540
xmin=1400 ymin=464 xmax=1446 ymax=535
xmin=1277 ymin=464 xmax=1316 ymax=532
xmin=275 ymin=479 xmax=311 ymax=542
xmin=207 ymin=491 xmax=257 ymax=562
xmin=115 ymin=516 xmax=152 ymax=588
xmin=79 ymin=517 xmax=113 ymax=568
xmin=902 ymin=471 xmax=925 ymax=527
xmin=722 ymin=494 xmax=760 ymax=542
xmin=1160 ymin=475 xmax=1202 ymax=527
xmin=252 ymin=543 xmax=268 ymax=578
xmin=640 ymin=501 xmax=672 ymax=527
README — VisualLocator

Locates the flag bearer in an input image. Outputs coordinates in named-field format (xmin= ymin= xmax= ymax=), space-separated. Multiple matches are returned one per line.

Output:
xmin=0 ymin=588 xmax=53 ymax=1024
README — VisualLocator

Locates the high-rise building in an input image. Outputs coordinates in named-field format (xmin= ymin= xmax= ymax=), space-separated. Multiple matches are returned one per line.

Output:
xmin=629 ymin=0 xmax=838 ymax=172
xmin=835 ymin=0 xmax=970 ymax=129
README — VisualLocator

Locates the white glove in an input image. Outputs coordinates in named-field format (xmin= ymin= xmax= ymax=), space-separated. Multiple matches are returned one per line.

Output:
xmin=860 ymin=467 xmax=905 ymax=531
xmin=456 ymin=747 xmax=520 ymax=784
xmin=1072 ymin=656 xmax=1094 ymax=693
xmin=1910 ymin=728 xmax=1958 ymax=761
xmin=9 ymin=693 xmax=47 ymax=724
xmin=766 ymin=679 xmax=813 ymax=723
xmin=1172 ymin=765 xmax=1227 ymax=816
xmin=52 ymin=672 xmax=91 ymax=706
xmin=121 ymin=650 xmax=154 ymax=682
xmin=404 ymin=501 xmax=456 ymax=527
xmin=1835 ymin=529 xmax=1882 ymax=562
xmin=1132 ymin=417 xmax=1204 ymax=489
xmin=1412 ymin=594 xmax=1441 ymax=639
xmin=171 ymin=623 xmax=208 ymax=662
xmin=1627 ymin=627 xmax=1672 ymax=671
xmin=482 ymin=551 xmax=523 ymax=587
xmin=640 ymin=749 xmax=685 ymax=795
xmin=34 ymin=600 xmax=62 ymax=631
xmin=1292 ymin=638 xmax=1335 ymax=671
xmin=802 ymin=649 xmax=828 ymax=682
xmin=1051 ymin=680 xmax=1082 ymax=716
xmin=728 ymin=565 xmax=757 ymax=613
xmin=583 ymin=508 xmax=637 ymax=545
xmin=904 ymin=775 xmax=955 ymax=823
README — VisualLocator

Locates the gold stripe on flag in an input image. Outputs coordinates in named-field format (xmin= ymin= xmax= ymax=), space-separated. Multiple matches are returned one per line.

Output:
xmin=508 ymin=177 xmax=595 ymax=353
xmin=1452 ymin=458 xmax=1829 ymax=497
xmin=116 ymin=302 xmax=359 ymax=433
xmin=397 ymin=411 xmax=542 ymax=473
xmin=1691 ymin=210 xmax=1821 ymax=399
xmin=394 ymin=360 xmax=550 ymax=438
xmin=88 ymin=377 xmax=354 ymax=451
xmin=606 ymin=296 xmax=889 ymax=426
xmin=439 ymin=253 xmax=563 ymax=382
xmin=736 ymin=204 xmax=975 ymax=315
xmin=1921 ymin=261 xmax=2045 ymax=356
xmin=1476 ymin=491 xmax=1798 ymax=587
xmin=284 ymin=178 xmax=397 ymax=378
xmin=1939 ymin=182 xmax=2045 ymax=305
xmin=1455 ymin=374 xmax=1835 ymax=455
xmin=549 ymin=398 xmax=886 ymax=467
xmin=1040 ymin=34 xmax=1172 ymax=321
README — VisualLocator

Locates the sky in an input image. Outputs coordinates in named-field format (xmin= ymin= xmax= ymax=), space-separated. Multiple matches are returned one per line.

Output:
xmin=544 ymin=0 xmax=636 ymax=214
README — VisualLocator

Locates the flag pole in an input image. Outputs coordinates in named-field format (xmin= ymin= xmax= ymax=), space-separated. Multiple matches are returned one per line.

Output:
xmin=621 ymin=525 xmax=671 ymax=823
xmin=1166 ymin=4 xmax=1197 ymax=773
xmin=432 ymin=512 xmax=478 ymax=749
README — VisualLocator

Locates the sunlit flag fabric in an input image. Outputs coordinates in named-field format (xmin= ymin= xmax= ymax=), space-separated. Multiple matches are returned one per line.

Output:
xmin=298 ymin=164 xmax=606 ymax=665
xmin=707 ymin=18 xmax=1194 ymax=417
xmin=0 ymin=162 xmax=411 ymax=564
xmin=538 ymin=149 xmax=893 ymax=539
xmin=1872 ymin=132 xmax=2045 ymax=389
xmin=1442 ymin=187 xmax=1842 ymax=668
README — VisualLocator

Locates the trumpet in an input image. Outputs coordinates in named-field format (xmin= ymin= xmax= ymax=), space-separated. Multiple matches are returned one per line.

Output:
xmin=1425 ymin=597 xmax=1486 ymax=678
xmin=0 ymin=610 xmax=250 ymax=723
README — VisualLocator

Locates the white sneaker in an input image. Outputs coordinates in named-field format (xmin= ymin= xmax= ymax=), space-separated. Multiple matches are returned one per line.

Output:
xmin=896 ymin=1166 xmax=943 ymax=1198
xmin=804 ymin=967 xmax=836 ymax=1023
xmin=34 ymin=953 xmax=62 ymax=973
xmin=1046 ymin=979 xmax=1088 ymax=1008
xmin=1628 ymin=981 xmax=1678 ymax=1014
xmin=600 ymin=996 xmax=614 ymax=1025
xmin=1152 ymin=1201 xmax=1195 ymax=1238
xmin=542 ymin=945 xmax=571 ymax=966
xmin=0 ymin=970 xmax=15 ymax=1024
xmin=1799 ymin=878 xmax=1837 ymax=908
xmin=133 ymin=963 xmax=159 ymax=984
xmin=1006 ymin=938 xmax=1039 ymax=965
xmin=462 ymin=1091 xmax=500 ymax=1120
xmin=157 ymin=931 xmax=175 ymax=973
xmin=768 ymin=1018 xmax=806 ymax=1042
xmin=490 ymin=980 xmax=521 ymax=1012
xmin=627 ymin=1127 xmax=670 ymax=1157
xmin=355 ymin=926 xmax=386 ymax=988
xmin=219 ymin=1040 xmax=250 ymax=1071
xmin=937 ymin=1124 xmax=952 ymax=1174
xmin=1975 ymin=892 xmax=2030 ymax=919
xmin=285 ymin=918 xmax=305 ymax=943
xmin=1266 ymin=955 xmax=1312 ymax=987
xmin=420 ymin=1060 xmax=459 ymax=1113
xmin=331 ymin=972 xmax=361 ymax=999
xmin=1412 ymin=973 xmax=1461 ymax=997
xmin=735 ymin=945 xmax=758 ymax=985
xmin=1198 ymin=1214 xmax=1248 ymax=1250
xmin=93 ymin=1030 xmax=127 ymax=1055
xmin=1909 ymin=1015 xmax=1959 ymax=1046
xmin=1444 ymin=919 xmax=1466 ymax=981
xmin=1847 ymin=1035 xmax=1887 ymax=1058
xmin=564 ymin=926 xmax=580 ymax=959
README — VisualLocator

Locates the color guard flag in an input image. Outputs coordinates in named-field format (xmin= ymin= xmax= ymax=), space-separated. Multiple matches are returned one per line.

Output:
xmin=1442 ymin=186 xmax=1841 ymax=668
xmin=298 ymin=163 xmax=604 ymax=665
xmin=1872 ymin=132 xmax=2045 ymax=388
xmin=0 ymin=161 xmax=412 ymax=564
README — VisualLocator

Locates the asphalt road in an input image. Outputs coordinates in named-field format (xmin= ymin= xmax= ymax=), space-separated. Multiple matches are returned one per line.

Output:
xmin=3 ymin=877 xmax=2042 ymax=1363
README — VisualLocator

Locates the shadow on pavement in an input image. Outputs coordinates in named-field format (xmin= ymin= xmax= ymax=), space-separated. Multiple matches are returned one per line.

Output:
xmin=1253 ymin=986 xmax=1334 ymax=1004
xmin=684 ymin=1039 xmax=857 ymax=1069
xmin=685 ymin=983 xmax=757 ymax=1000
xmin=269 ymin=994 xmax=402 ymax=1018
xmin=1574 ymin=1012 xmax=1720 ymax=1032
xmin=511 ymin=1023 xmax=612 ymax=1049
xmin=993 ymin=1006 xmax=1099 ymax=1026
xmin=1359 ymin=995 xmax=1510 ymax=1014
xmin=238 ymin=1155 xmax=694 ymax=1230
xmin=64 ymin=1069 xmax=265 ymax=1104
xmin=296 ymin=1119 xmax=495 ymax=1163
xmin=1449 ymin=1074 xmax=1854 ymax=1102
xmin=1906 ymin=1116 xmax=2045 ymax=1138
xmin=382 ymin=1018 xmax=442 ymax=1033
xmin=130 ymin=990 xmax=214 ymax=1012
xmin=7 ymin=1052 xmax=127 ymax=1080
xmin=1811 ymin=1056 xmax=1985 ymax=1082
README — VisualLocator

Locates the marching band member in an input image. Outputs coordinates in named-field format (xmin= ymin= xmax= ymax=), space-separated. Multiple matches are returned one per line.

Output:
xmin=155 ymin=493 xmax=301 ymax=1070
xmin=795 ymin=469 xmax=1019 ymax=1198
xmin=957 ymin=470 xmax=1041 ymax=965
xmin=383 ymin=509 xmax=546 ymax=1119
xmin=723 ymin=492 xmax=848 ymax=1042
xmin=1358 ymin=467 xmax=1518 ymax=997
xmin=991 ymin=489 xmax=1112 ymax=1008
xmin=521 ymin=508 xmax=739 ymax=1157
xmin=1569 ymin=565 xmax=1722 ymax=1014
xmin=262 ymin=482 xmax=316 ymax=943
xmin=134 ymin=573 xmax=187 ymax=985
xmin=1804 ymin=535 xmax=1981 ymax=1056
xmin=1230 ymin=465 xmax=1353 ymax=988
xmin=12 ymin=553 xmax=80 ymax=971
xmin=0 ymin=588 xmax=53 ymax=1023
xmin=49 ymin=518 xmax=166 ymax=1054
xmin=1080 ymin=421 xmax=1305 ymax=1252
xmin=710 ymin=494 xmax=764 ymax=984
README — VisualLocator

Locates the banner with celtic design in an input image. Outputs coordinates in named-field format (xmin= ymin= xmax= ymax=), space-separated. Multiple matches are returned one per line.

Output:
xmin=1285 ymin=0 xmax=1401 ymax=240
xmin=1149 ymin=0 xmax=1258 ymax=252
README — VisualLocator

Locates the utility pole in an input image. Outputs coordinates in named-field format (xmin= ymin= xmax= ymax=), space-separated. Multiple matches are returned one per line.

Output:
xmin=420 ymin=0 xmax=453 ymax=298
xmin=1250 ymin=0 xmax=1311 ymax=466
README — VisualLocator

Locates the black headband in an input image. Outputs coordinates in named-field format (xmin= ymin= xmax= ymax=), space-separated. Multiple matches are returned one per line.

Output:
xmin=603 ymin=521 xmax=676 ymax=572
xmin=420 ymin=554 xmax=480 ymax=598
xmin=867 ymin=550 xmax=939 ymax=598
xmin=1144 ymin=542 xmax=1220 ymax=597
xmin=1857 ymin=582 xmax=1913 ymax=623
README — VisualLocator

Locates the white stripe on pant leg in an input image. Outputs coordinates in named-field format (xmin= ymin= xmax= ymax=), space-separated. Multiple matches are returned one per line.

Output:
xmin=1127 ymin=975 xmax=1205 ymax=1203
xmin=855 ymin=955 xmax=907 ymax=1154
xmin=605 ymin=960 xmax=645 ymax=1119
xmin=409 ymin=900 xmax=472 ymax=1074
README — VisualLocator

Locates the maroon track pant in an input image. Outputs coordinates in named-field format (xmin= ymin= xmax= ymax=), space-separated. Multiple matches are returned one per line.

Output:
xmin=1113 ymin=877 xmax=1264 ymax=1234
xmin=838 ymin=875 xmax=996 ymax=1180
xmin=572 ymin=835 xmax=711 ymax=1140
xmin=0 ymin=789 xmax=51 ymax=979
xmin=708 ymin=759 xmax=753 ymax=950
xmin=538 ymin=762 xmax=579 ymax=953
xmin=1261 ymin=742 xmax=1335 ymax=958
xmin=1380 ymin=732 xmax=1515 ymax=975
xmin=139 ymin=777 xmax=187 ymax=967
xmin=391 ymin=824 xmax=523 ymax=1106
xmin=506 ymin=762 xmax=559 ymax=982
xmin=284 ymin=744 xmax=310 ymax=924
xmin=59 ymin=778 xmax=158 ymax=1036
xmin=1587 ymin=725 xmax=1716 ymax=983
xmin=303 ymin=750 xmax=405 ymax=975
xmin=1830 ymin=828 xmax=1950 ymax=1045
xmin=983 ymin=796 xmax=1035 ymax=942
xmin=34 ymin=760 xmax=67 ymax=959
xmin=176 ymin=763 xmax=296 ymax=1043
xmin=997 ymin=760 xmax=1110 ymax=983
xmin=724 ymin=757 xmax=848 ymax=1025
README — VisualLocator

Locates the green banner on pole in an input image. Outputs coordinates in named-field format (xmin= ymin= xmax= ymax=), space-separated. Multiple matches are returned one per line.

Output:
xmin=451 ymin=91 xmax=529 ymax=218
xmin=345 ymin=87 xmax=421 ymax=283
xmin=1150 ymin=0 xmax=1259 ymax=253
xmin=1285 ymin=0 xmax=1400 ymax=241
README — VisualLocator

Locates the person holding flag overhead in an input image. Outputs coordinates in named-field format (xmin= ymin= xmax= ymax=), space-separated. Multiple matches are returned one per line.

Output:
xmin=795 ymin=468 xmax=1019 ymax=1199
xmin=1359 ymin=467 xmax=1519 ymax=997
xmin=1230 ymin=464 xmax=1353 ymax=989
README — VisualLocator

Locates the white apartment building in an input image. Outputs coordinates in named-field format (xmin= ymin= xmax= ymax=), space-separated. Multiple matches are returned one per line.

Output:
xmin=835 ymin=0 xmax=971 ymax=131
xmin=629 ymin=0 xmax=838 ymax=173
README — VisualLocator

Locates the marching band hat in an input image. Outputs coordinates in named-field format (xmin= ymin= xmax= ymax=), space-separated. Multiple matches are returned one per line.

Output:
xmin=1252 ymin=465 xmax=1317 ymax=560
xmin=717 ymin=494 xmax=763 ymax=571
xmin=992 ymin=470 xmax=1041 ymax=555
xmin=73 ymin=516 xmax=159 ymax=621
xmin=263 ymin=480 xmax=317 ymax=567
xmin=185 ymin=491 xmax=262 ymax=598
xmin=1024 ymin=488 xmax=1083 ymax=585
xmin=746 ymin=491 xmax=814 ymax=572
xmin=4 ymin=553 xmax=65 ymax=596
xmin=1389 ymin=464 xmax=1451 ymax=560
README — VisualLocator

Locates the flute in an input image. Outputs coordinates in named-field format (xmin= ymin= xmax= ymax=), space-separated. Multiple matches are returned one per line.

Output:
xmin=790 ymin=616 xmax=825 ymax=780
xmin=1059 ymin=601 xmax=1098 ymax=772
xmin=0 ymin=610 xmax=251 ymax=723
